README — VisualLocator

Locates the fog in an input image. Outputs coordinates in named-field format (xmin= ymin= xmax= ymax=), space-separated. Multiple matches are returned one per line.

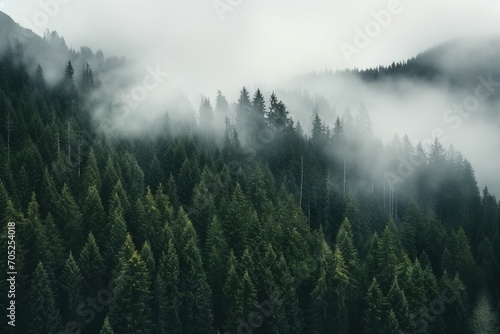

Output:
xmin=1 ymin=0 xmax=499 ymax=195
xmin=3 ymin=0 xmax=499 ymax=94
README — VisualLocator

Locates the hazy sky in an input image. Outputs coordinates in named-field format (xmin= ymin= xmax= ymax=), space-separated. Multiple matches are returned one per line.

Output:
xmin=2 ymin=0 xmax=500 ymax=95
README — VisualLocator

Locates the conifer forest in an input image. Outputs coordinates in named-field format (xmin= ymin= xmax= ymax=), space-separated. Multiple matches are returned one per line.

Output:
xmin=0 ymin=6 xmax=499 ymax=334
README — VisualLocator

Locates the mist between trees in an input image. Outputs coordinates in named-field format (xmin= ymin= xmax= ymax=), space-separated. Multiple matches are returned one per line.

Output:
xmin=0 ymin=26 xmax=499 ymax=334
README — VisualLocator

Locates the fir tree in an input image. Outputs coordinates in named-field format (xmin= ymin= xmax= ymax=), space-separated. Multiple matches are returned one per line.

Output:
xmin=156 ymin=240 xmax=182 ymax=334
xmin=60 ymin=251 xmax=84 ymax=323
xmin=29 ymin=262 xmax=61 ymax=334
xmin=109 ymin=252 xmax=153 ymax=334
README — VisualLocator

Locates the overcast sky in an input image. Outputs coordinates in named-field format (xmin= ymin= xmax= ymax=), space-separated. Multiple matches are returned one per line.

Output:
xmin=1 ymin=0 xmax=500 ymax=95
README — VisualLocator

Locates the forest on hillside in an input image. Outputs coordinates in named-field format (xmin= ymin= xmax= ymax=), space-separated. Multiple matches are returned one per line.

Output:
xmin=0 ymin=40 xmax=499 ymax=334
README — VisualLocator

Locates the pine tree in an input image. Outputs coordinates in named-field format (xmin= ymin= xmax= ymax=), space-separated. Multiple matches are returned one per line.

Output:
xmin=101 ymin=156 xmax=121 ymax=210
xmin=234 ymin=271 xmax=258 ymax=333
xmin=81 ymin=147 xmax=101 ymax=193
xmin=312 ymin=112 xmax=325 ymax=150
xmin=24 ymin=193 xmax=53 ymax=275
xmin=178 ymin=221 xmax=214 ymax=334
xmin=470 ymin=294 xmax=498 ymax=334
xmin=147 ymin=154 xmax=164 ymax=190
xmin=117 ymin=234 xmax=137 ymax=271
xmin=154 ymin=183 xmax=174 ymax=223
xmin=310 ymin=242 xmax=349 ymax=334
xmin=106 ymin=192 xmax=128 ymax=268
xmin=223 ymin=260 xmax=241 ymax=333
xmin=82 ymin=185 xmax=106 ymax=247
xmin=38 ymin=167 xmax=59 ymax=217
xmin=428 ymin=137 xmax=446 ymax=165
xmin=100 ymin=316 xmax=114 ymax=334
xmin=336 ymin=218 xmax=362 ymax=285
xmin=215 ymin=90 xmax=230 ymax=115
xmin=267 ymin=92 xmax=289 ymax=128
xmin=222 ymin=183 xmax=255 ymax=256
xmin=109 ymin=252 xmax=153 ymax=334
xmin=375 ymin=221 xmax=400 ymax=292
xmin=205 ymin=216 xmax=229 ymax=330
xmin=199 ymin=96 xmax=214 ymax=126
xmin=363 ymin=277 xmax=389 ymax=334
xmin=440 ymin=271 xmax=468 ymax=334
xmin=80 ymin=62 xmax=95 ymax=95
xmin=249 ymin=88 xmax=267 ymax=142
xmin=29 ymin=262 xmax=61 ymax=334
xmin=43 ymin=213 xmax=65 ymax=273
xmin=58 ymin=183 xmax=84 ymax=252
xmin=235 ymin=87 xmax=252 ymax=134
xmin=443 ymin=227 xmax=478 ymax=294
xmin=79 ymin=232 xmax=105 ymax=296
xmin=156 ymin=240 xmax=182 ymax=334
xmin=60 ymin=251 xmax=84 ymax=323
xmin=140 ymin=241 xmax=156 ymax=285
xmin=35 ymin=63 xmax=46 ymax=91
xmin=191 ymin=178 xmax=216 ymax=243
xmin=166 ymin=173 xmax=180 ymax=211
xmin=252 ymin=89 xmax=266 ymax=118
xmin=239 ymin=248 xmax=255 ymax=280
xmin=142 ymin=186 xmax=165 ymax=258
xmin=387 ymin=279 xmax=409 ymax=331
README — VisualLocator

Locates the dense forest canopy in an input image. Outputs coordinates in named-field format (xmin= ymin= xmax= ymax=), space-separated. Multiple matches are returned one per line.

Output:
xmin=0 ymin=16 xmax=499 ymax=334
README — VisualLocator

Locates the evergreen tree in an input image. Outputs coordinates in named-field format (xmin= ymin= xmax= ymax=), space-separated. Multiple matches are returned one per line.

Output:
xmin=23 ymin=193 xmax=53 ymax=275
xmin=234 ymin=271 xmax=258 ymax=333
xmin=267 ymin=92 xmax=289 ymax=128
xmin=470 ymin=294 xmax=498 ymax=334
xmin=387 ymin=279 xmax=409 ymax=331
xmin=222 ymin=183 xmax=255 ymax=256
xmin=336 ymin=218 xmax=362 ymax=286
xmin=375 ymin=221 xmax=400 ymax=292
xmin=235 ymin=87 xmax=252 ymax=134
xmin=205 ymin=216 xmax=229 ymax=330
xmin=156 ymin=240 xmax=182 ymax=334
xmin=106 ymin=191 xmax=128 ymax=268
xmin=215 ymin=90 xmax=230 ymax=116
xmin=142 ymin=186 xmax=165 ymax=258
xmin=363 ymin=277 xmax=390 ymax=334
xmin=29 ymin=262 xmax=61 ymax=334
xmin=58 ymin=183 xmax=84 ymax=252
xmin=60 ymin=251 xmax=84 ymax=323
xmin=82 ymin=185 xmax=106 ymax=247
xmin=178 ymin=221 xmax=214 ymax=334
xmin=109 ymin=252 xmax=153 ymax=334
xmin=191 ymin=177 xmax=216 ymax=243
xmin=78 ymin=232 xmax=105 ymax=295
xmin=199 ymin=96 xmax=214 ymax=126
xmin=223 ymin=259 xmax=241 ymax=333
xmin=140 ymin=241 xmax=156 ymax=285
xmin=100 ymin=316 xmax=114 ymax=334
xmin=311 ymin=112 xmax=326 ymax=150
xmin=81 ymin=148 xmax=101 ymax=193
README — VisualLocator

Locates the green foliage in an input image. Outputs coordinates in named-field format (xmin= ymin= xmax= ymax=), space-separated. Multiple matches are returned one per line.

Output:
xmin=363 ymin=277 xmax=395 ymax=334
xmin=29 ymin=262 xmax=61 ymax=334
xmin=109 ymin=252 xmax=153 ymax=334
xmin=0 ymin=50 xmax=498 ymax=334
xmin=156 ymin=240 xmax=182 ymax=334
xmin=100 ymin=316 xmax=114 ymax=334
xmin=60 ymin=252 xmax=84 ymax=322
xmin=79 ymin=232 xmax=105 ymax=295
xmin=58 ymin=183 xmax=84 ymax=252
